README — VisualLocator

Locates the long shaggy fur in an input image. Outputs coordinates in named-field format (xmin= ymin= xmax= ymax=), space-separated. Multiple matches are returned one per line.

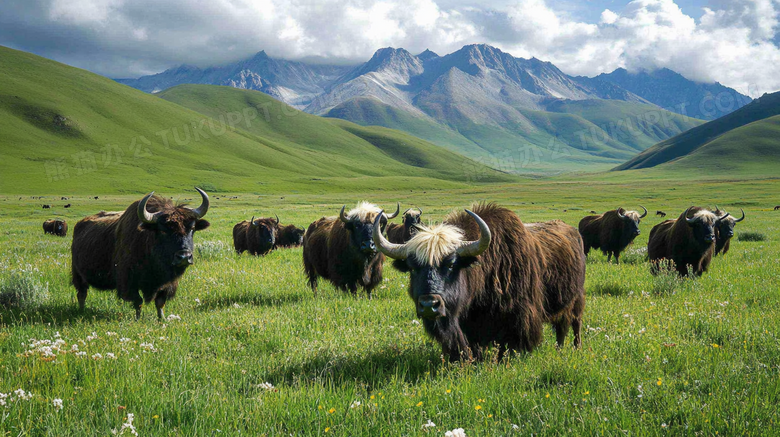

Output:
xmin=648 ymin=207 xmax=716 ymax=277
xmin=277 ymin=224 xmax=305 ymax=248
xmin=386 ymin=210 xmax=422 ymax=244
xmin=412 ymin=203 xmax=585 ymax=360
xmin=711 ymin=208 xmax=737 ymax=256
xmin=578 ymin=208 xmax=642 ymax=263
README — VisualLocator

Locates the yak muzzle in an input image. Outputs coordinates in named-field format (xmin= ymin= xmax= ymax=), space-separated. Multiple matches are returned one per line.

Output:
xmin=360 ymin=241 xmax=376 ymax=254
xmin=634 ymin=230 xmax=641 ymax=236
xmin=417 ymin=294 xmax=445 ymax=320
xmin=173 ymin=250 xmax=194 ymax=266
xmin=704 ymin=235 xmax=715 ymax=243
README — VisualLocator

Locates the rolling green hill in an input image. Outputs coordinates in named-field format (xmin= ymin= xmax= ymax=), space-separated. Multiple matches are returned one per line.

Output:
xmin=615 ymin=91 xmax=780 ymax=172
xmin=325 ymin=96 xmax=703 ymax=174
xmin=0 ymin=46 xmax=511 ymax=194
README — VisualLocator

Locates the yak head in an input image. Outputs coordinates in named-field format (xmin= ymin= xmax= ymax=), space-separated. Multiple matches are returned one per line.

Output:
xmin=374 ymin=210 xmax=491 ymax=320
xmin=616 ymin=205 xmax=647 ymax=238
xmin=339 ymin=202 xmax=399 ymax=255
xmin=137 ymin=187 xmax=210 ymax=269
xmin=289 ymin=226 xmax=305 ymax=246
xmin=683 ymin=207 xmax=729 ymax=248
xmin=402 ymin=207 xmax=423 ymax=236
xmin=712 ymin=206 xmax=745 ymax=243
xmin=250 ymin=215 xmax=279 ymax=254
xmin=54 ymin=219 xmax=65 ymax=233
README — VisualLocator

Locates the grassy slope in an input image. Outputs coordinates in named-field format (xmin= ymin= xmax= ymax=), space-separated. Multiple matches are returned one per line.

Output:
xmin=1 ymin=179 xmax=779 ymax=435
xmin=323 ymin=96 xmax=703 ymax=174
xmin=615 ymin=91 xmax=780 ymax=171
xmin=0 ymin=46 xmax=510 ymax=195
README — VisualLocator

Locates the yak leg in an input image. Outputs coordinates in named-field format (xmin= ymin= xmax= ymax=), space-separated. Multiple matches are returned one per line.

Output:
xmin=554 ymin=320 xmax=571 ymax=349
xmin=614 ymin=252 xmax=620 ymax=264
xmin=74 ymin=281 xmax=89 ymax=310
xmin=155 ymin=293 xmax=167 ymax=320
xmin=607 ymin=252 xmax=612 ymax=262
xmin=308 ymin=276 xmax=318 ymax=297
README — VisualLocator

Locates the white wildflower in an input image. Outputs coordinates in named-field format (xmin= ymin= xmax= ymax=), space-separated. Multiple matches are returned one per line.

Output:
xmin=139 ymin=343 xmax=157 ymax=352
xmin=445 ymin=429 xmax=466 ymax=437
xmin=115 ymin=413 xmax=139 ymax=436
xmin=350 ymin=400 xmax=361 ymax=409
xmin=106 ymin=331 xmax=117 ymax=337
xmin=75 ymin=351 xmax=87 ymax=357
xmin=194 ymin=298 xmax=201 ymax=305
xmin=257 ymin=382 xmax=275 ymax=391
xmin=92 ymin=353 xmax=103 ymax=360
xmin=422 ymin=419 xmax=436 ymax=428
xmin=166 ymin=314 xmax=181 ymax=321
xmin=119 ymin=338 xmax=131 ymax=343
xmin=232 ymin=303 xmax=241 ymax=309
xmin=87 ymin=332 xmax=98 ymax=341
xmin=52 ymin=398 xmax=63 ymax=411
xmin=106 ymin=353 xmax=117 ymax=360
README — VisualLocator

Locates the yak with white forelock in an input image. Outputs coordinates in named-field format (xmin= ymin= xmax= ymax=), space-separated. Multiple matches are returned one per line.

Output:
xmin=302 ymin=201 xmax=399 ymax=297
xmin=374 ymin=202 xmax=586 ymax=362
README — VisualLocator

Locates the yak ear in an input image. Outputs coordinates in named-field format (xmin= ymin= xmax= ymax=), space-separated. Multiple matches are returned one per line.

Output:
xmin=392 ymin=259 xmax=411 ymax=273
xmin=194 ymin=219 xmax=210 ymax=231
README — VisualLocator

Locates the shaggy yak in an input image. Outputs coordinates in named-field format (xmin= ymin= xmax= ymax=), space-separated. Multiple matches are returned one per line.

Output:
xmin=277 ymin=224 xmax=305 ymax=248
xmin=373 ymin=202 xmax=586 ymax=362
xmin=302 ymin=202 xmax=399 ymax=297
xmin=43 ymin=219 xmax=68 ymax=237
xmin=656 ymin=211 xmax=666 ymax=218
xmin=647 ymin=206 xmax=729 ymax=277
xmin=578 ymin=206 xmax=647 ymax=263
xmin=233 ymin=215 xmax=279 ymax=255
xmin=711 ymin=206 xmax=745 ymax=256
xmin=70 ymin=188 xmax=210 ymax=319
xmin=386 ymin=207 xmax=423 ymax=244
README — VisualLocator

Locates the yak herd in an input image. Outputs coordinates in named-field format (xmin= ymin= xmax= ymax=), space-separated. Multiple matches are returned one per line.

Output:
xmin=34 ymin=188 xmax=754 ymax=362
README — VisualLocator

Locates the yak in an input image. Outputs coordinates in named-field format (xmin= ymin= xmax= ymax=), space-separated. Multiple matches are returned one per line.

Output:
xmin=656 ymin=211 xmax=666 ymax=218
xmin=302 ymin=202 xmax=399 ymax=298
xmin=386 ymin=207 xmax=423 ymax=244
xmin=233 ymin=215 xmax=279 ymax=255
xmin=43 ymin=219 xmax=68 ymax=237
xmin=373 ymin=202 xmax=586 ymax=362
xmin=711 ymin=206 xmax=745 ymax=256
xmin=71 ymin=188 xmax=210 ymax=319
xmin=774 ymin=206 xmax=779 ymax=211
xmin=578 ymin=206 xmax=647 ymax=263
xmin=648 ymin=206 xmax=729 ymax=277
xmin=277 ymin=224 xmax=305 ymax=248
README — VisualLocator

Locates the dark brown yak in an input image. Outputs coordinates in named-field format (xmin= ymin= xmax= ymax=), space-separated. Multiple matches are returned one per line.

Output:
xmin=71 ymin=188 xmax=210 ymax=319
xmin=374 ymin=203 xmax=586 ymax=362
xmin=386 ymin=207 xmax=423 ymax=244
xmin=43 ymin=219 xmax=68 ymax=237
xmin=648 ymin=206 xmax=728 ymax=277
xmin=277 ymin=224 xmax=305 ymax=248
xmin=656 ymin=211 xmax=666 ymax=217
xmin=233 ymin=215 xmax=279 ymax=255
xmin=775 ymin=206 xmax=780 ymax=211
xmin=302 ymin=202 xmax=399 ymax=297
xmin=711 ymin=206 xmax=745 ymax=256
xmin=578 ymin=206 xmax=647 ymax=263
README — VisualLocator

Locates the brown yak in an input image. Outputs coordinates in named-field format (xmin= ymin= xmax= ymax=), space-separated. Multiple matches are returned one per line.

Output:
xmin=43 ymin=219 xmax=68 ymax=237
xmin=276 ymin=224 xmax=305 ymax=248
xmin=578 ymin=206 xmax=647 ymax=263
xmin=71 ymin=188 xmax=210 ymax=319
xmin=233 ymin=215 xmax=279 ymax=255
xmin=302 ymin=202 xmax=399 ymax=298
xmin=374 ymin=202 xmax=586 ymax=362
xmin=711 ymin=206 xmax=745 ymax=256
xmin=386 ymin=207 xmax=423 ymax=244
xmin=648 ymin=206 xmax=729 ymax=277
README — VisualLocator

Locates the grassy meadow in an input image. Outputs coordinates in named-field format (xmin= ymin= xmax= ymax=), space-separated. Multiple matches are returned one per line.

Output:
xmin=1 ymin=177 xmax=779 ymax=436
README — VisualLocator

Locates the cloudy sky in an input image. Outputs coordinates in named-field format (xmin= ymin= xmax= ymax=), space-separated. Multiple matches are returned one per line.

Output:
xmin=1 ymin=0 xmax=777 ymax=96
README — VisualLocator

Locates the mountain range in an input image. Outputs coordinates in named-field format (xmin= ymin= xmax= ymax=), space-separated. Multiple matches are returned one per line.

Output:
xmin=117 ymin=44 xmax=750 ymax=173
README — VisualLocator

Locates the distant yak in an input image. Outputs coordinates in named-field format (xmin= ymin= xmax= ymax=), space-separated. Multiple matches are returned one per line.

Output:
xmin=43 ymin=219 xmax=67 ymax=237
xmin=386 ymin=207 xmax=423 ymax=244
xmin=578 ymin=206 xmax=647 ymax=263
xmin=656 ymin=211 xmax=666 ymax=218
xmin=233 ymin=215 xmax=279 ymax=256
xmin=711 ymin=206 xmax=745 ymax=256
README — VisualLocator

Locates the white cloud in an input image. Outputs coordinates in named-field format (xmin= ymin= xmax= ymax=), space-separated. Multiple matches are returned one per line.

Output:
xmin=2 ymin=0 xmax=780 ymax=95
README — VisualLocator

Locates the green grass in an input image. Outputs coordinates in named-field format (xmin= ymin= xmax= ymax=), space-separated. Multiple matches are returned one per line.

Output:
xmin=0 ymin=46 xmax=510 ymax=195
xmin=2 ymin=178 xmax=780 ymax=435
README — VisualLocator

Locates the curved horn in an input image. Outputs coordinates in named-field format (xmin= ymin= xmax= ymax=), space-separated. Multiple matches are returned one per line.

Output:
xmin=416 ymin=205 xmax=423 ymax=216
xmin=385 ymin=202 xmax=400 ymax=219
xmin=372 ymin=211 xmax=407 ymax=260
xmin=616 ymin=207 xmax=626 ymax=219
xmin=137 ymin=192 xmax=161 ymax=224
xmin=715 ymin=205 xmax=721 ymax=214
xmin=684 ymin=206 xmax=698 ymax=224
xmin=190 ymin=187 xmax=210 ymax=218
xmin=251 ymin=215 xmax=258 ymax=226
xmin=734 ymin=208 xmax=745 ymax=223
xmin=339 ymin=205 xmax=349 ymax=223
xmin=639 ymin=205 xmax=648 ymax=219
xmin=455 ymin=210 xmax=492 ymax=258
xmin=717 ymin=212 xmax=731 ymax=222
xmin=275 ymin=214 xmax=280 ymax=225
xmin=403 ymin=207 xmax=413 ymax=216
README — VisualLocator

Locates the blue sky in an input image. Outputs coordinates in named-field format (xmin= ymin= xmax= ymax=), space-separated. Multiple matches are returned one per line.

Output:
xmin=0 ymin=0 xmax=778 ymax=96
